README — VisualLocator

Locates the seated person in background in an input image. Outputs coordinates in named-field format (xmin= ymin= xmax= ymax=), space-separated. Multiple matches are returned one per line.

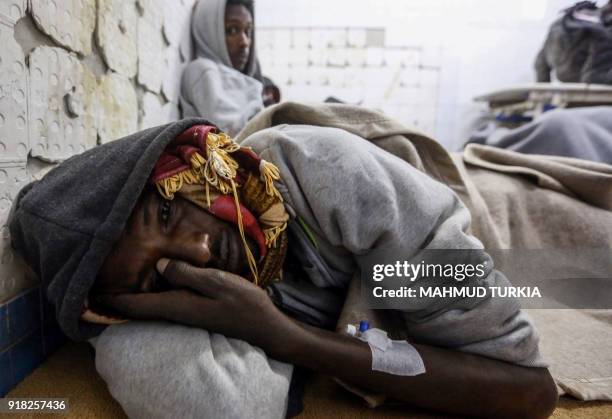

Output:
xmin=535 ymin=0 xmax=612 ymax=84
xmin=8 ymin=107 xmax=563 ymax=418
xmin=181 ymin=0 xmax=265 ymax=136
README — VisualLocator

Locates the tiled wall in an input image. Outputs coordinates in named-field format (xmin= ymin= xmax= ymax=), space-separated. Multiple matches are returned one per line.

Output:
xmin=258 ymin=26 xmax=441 ymax=136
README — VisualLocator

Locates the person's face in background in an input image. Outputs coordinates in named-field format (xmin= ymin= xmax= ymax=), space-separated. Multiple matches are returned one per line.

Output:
xmin=225 ymin=4 xmax=253 ymax=72
xmin=93 ymin=188 xmax=257 ymax=296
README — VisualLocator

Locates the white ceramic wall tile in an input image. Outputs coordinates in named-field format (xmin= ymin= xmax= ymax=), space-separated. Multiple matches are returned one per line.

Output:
xmin=327 ymin=29 xmax=347 ymax=48
xmin=29 ymin=0 xmax=96 ymax=55
xmin=97 ymin=0 xmax=138 ymax=77
xmin=308 ymin=46 xmax=327 ymax=67
xmin=287 ymin=47 xmax=309 ymax=68
xmin=140 ymin=92 xmax=181 ymax=130
xmin=347 ymin=29 xmax=366 ymax=48
xmin=140 ymin=91 xmax=164 ymax=129
xmin=0 ymin=163 xmax=34 ymax=303
xmin=365 ymin=47 xmax=385 ymax=67
xmin=0 ymin=10 xmax=30 ymax=302
xmin=0 ymin=21 xmax=28 ymax=163
xmin=162 ymin=101 xmax=180 ymax=123
xmin=161 ymin=46 xmax=184 ymax=104
xmin=291 ymin=29 xmax=310 ymax=48
xmin=137 ymin=0 xmax=165 ymax=93
xmin=257 ymin=26 xmax=440 ymax=132
xmin=29 ymin=47 xmax=97 ymax=160
xmin=178 ymin=0 xmax=196 ymax=62
xmin=346 ymin=47 xmax=366 ymax=68
xmin=97 ymin=73 xmax=138 ymax=143
xmin=163 ymin=0 xmax=195 ymax=62
xmin=0 ymin=0 xmax=26 ymax=25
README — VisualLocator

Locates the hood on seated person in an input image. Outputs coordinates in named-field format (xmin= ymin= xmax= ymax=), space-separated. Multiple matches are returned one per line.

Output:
xmin=192 ymin=0 xmax=262 ymax=79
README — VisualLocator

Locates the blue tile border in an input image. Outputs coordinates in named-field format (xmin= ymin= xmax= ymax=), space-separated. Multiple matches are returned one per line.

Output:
xmin=0 ymin=350 xmax=13 ymax=396
xmin=0 ymin=304 xmax=8 ymax=352
xmin=8 ymin=288 xmax=41 ymax=343
xmin=12 ymin=330 xmax=44 ymax=385
xmin=42 ymin=320 xmax=65 ymax=357
xmin=0 ymin=286 xmax=66 ymax=397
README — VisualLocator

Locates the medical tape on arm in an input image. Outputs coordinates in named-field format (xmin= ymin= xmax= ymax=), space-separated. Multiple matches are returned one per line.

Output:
xmin=357 ymin=328 xmax=426 ymax=376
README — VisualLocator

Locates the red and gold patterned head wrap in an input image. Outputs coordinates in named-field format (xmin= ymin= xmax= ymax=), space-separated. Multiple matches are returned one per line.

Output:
xmin=150 ymin=124 xmax=289 ymax=287
xmin=82 ymin=124 xmax=288 ymax=325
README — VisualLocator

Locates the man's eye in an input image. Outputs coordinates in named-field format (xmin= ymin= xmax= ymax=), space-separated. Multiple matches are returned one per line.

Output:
xmin=160 ymin=201 xmax=172 ymax=225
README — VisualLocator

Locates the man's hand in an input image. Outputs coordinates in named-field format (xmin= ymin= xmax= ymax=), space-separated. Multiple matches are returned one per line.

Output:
xmin=98 ymin=259 xmax=295 ymax=351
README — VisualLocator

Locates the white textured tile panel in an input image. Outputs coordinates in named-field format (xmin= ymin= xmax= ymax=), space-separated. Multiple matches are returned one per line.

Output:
xmin=140 ymin=92 xmax=180 ymax=130
xmin=137 ymin=0 xmax=165 ymax=93
xmin=140 ymin=91 xmax=164 ymax=130
xmin=162 ymin=101 xmax=180 ymax=123
xmin=163 ymin=0 xmax=194 ymax=47
xmin=347 ymin=28 xmax=366 ymax=48
xmin=29 ymin=47 xmax=97 ymax=160
xmin=178 ymin=0 xmax=195 ymax=62
xmin=0 ymin=0 xmax=26 ymax=25
xmin=97 ymin=0 xmax=138 ymax=77
xmin=97 ymin=73 xmax=138 ymax=143
xmin=29 ymin=0 xmax=96 ymax=55
xmin=0 ymin=164 xmax=35 ymax=303
xmin=0 ymin=21 xmax=28 ymax=163
xmin=161 ymin=46 xmax=184 ymax=104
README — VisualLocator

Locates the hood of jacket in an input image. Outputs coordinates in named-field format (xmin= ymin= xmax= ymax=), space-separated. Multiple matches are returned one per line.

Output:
xmin=8 ymin=118 xmax=212 ymax=340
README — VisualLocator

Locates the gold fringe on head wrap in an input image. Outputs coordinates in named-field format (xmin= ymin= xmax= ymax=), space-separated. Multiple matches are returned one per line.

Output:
xmin=260 ymin=159 xmax=284 ymax=201
xmin=156 ymin=169 xmax=200 ymax=200
xmin=230 ymin=179 xmax=260 ymax=284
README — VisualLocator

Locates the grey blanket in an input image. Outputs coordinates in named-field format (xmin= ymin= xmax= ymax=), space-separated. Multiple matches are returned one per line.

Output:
xmin=473 ymin=107 xmax=612 ymax=164
xmin=91 ymin=322 xmax=292 ymax=419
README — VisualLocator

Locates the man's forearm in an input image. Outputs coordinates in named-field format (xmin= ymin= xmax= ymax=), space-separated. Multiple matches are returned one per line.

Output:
xmin=268 ymin=321 xmax=557 ymax=419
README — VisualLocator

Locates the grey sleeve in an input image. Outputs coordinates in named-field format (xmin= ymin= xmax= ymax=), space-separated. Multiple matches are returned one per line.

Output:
xmin=243 ymin=125 xmax=545 ymax=367
xmin=91 ymin=321 xmax=292 ymax=419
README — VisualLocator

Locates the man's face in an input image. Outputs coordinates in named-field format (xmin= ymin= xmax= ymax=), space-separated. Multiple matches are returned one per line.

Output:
xmin=224 ymin=4 xmax=253 ymax=72
xmin=94 ymin=188 xmax=256 ymax=295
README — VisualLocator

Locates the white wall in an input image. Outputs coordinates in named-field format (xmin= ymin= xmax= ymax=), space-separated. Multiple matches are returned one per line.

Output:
xmin=255 ymin=0 xmax=596 ymax=149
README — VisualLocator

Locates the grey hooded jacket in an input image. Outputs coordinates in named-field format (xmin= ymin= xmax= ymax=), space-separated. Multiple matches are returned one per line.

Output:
xmin=180 ymin=0 xmax=264 ymax=136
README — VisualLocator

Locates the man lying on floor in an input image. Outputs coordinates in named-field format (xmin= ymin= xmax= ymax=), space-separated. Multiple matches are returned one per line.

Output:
xmin=8 ymin=110 xmax=558 ymax=418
